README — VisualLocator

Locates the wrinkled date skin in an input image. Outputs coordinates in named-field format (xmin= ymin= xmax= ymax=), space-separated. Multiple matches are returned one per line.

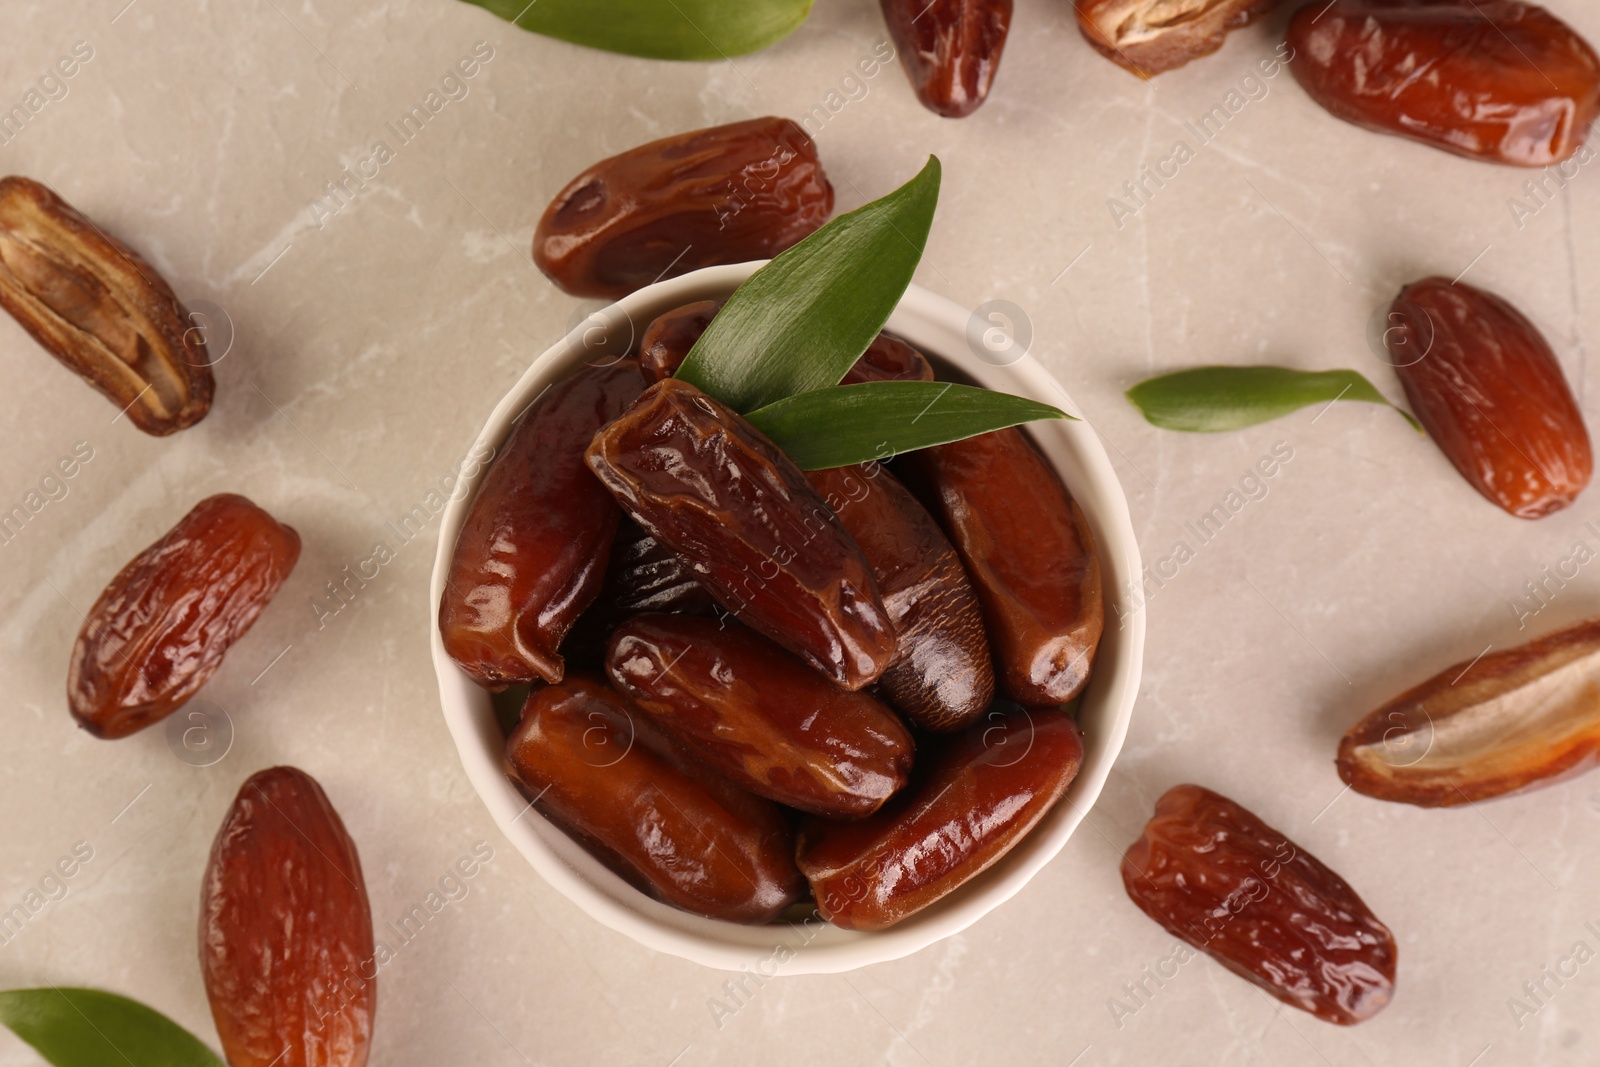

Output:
xmin=533 ymin=118 xmax=834 ymax=299
xmin=440 ymin=361 xmax=646 ymax=688
xmin=1074 ymin=0 xmax=1283 ymax=78
xmin=1122 ymin=785 xmax=1397 ymax=1025
xmin=1288 ymin=1 xmax=1600 ymax=166
xmin=200 ymin=767 xmax=375 ymax=1067
xmin=0 ymin=176 xmax=213 ymax=434
xmin=606 ymin=615 xmax=914 ymax=819
xmin=586 ymin=377 xmax=897 ymax=689
xmin=68 ymin=494 xmax=300 ymax=739
xmin=808 ymin=464 xmax=994 ymax=732
xmin=1387 ymin=277 xmax=1591 ymax=518
xmin=639 ymin=299 xmax=933 ymax=386
xmin=880 ymin=0 xmax=1013 ymax=117
xmin=908 ymin=428 xmax=1104 ymax=706
xmin=1339 ymin=617 xmax=1600 ymax=806
xmin=797 ymin=704 xmax=1082 ymax=930
xmin=506 ymin=676 xmax=803 ymax=922
xmin=595 ymin=520 xmax=717 ymax=618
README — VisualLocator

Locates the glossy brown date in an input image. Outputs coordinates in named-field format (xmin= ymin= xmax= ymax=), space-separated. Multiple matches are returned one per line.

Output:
xmin=797 ymin=703 xmax=1082 ymax=930
xmin=506 ymin=675 xmax=803 ymax=923
xmin=596 ymin=520 xmax=717 ymax=618
xmin=201 ymin=767 xmax=375 ymax=1067
xmin=586 ymin=377 xmax=897 ymax=690
xmin=1339 ymin=617 xmax=1600 ymax=806
xmin=68 ymin=493 xmax=300 ymax=739
xmin=0 ymin=175 xmax=213 ymax=435
xmin=1288 ymin=1 xmax=1600 ymax=166
xmin=533 ymin=118 xmax=834 ymax=299
xmin=908 ymin=428 xmax=1104 ymax=706
xmin=1074 ymin=0 xmax=1282 ymax=78
xmin=880 ymin=0 xmax=1013 ymax=118
xmin=638 ymin=298 xmax=933 ymax=386
xmin=440 ymin=360 xmax=645 ymax=688
xmin=1386 ymin=277 xmax=1590 ymax=518
xmin=808 ymin=464 xmax=993 ymax=732
xmin=606 ymin=615 xmax=914 ymax=819
xmin=1122 ymin=785 xmax=1396 ymax=1025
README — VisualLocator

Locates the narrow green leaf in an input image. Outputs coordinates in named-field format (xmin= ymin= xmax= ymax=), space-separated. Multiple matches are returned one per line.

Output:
xmin=676 ymin=158 xmax=941 ymax=413
xmin=460 ymin=0 xmax=813 ymax=60
xmin=0 ymin=988 xmax=226 ymax=1067
xmin=1125 ymin=366 xmax=1421 ymax=433
xmin=745 ymin=381 xmax=1071 ymax=470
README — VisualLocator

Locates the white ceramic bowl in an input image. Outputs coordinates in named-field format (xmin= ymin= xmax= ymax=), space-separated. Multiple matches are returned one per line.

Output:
xmin=430 ymin=263 xmax=1144 ymax=974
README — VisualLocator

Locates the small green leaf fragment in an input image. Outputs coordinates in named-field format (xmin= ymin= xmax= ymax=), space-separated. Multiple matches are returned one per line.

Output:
xmin=745 ymin=381 xmax=1071 ymax=470
xmin=0 ymin=987 xmax=227 ymax=1067
xmin=459 ymin=0 xmax=814 ymax=60
xmin=1125 ymin=366 xmax=1420 ymax=433
xmin=676 ymin=157 xmax=941 ymax=413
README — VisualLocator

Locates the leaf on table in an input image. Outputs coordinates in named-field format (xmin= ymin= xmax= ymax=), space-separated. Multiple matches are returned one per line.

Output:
xmin=0 ymin=987 xmax=226 ymax=1067
xmin=1125 ymin=366 xmax=1421 ymax=433
xmin=745 ymin=380 xmax=1071 ymax=470
xmin=460 ymin=0 xmax=814 ymax=60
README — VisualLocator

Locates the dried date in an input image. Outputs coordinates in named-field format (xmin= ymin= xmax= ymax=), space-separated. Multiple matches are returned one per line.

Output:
xmin=533 ymin=118 xmax=833 ymax=299
xmin=809 ymin=463 xmax=993 ymax=732
xmin=0 ymin=176 xmax=213 ymax=435
xmin=606 ymin=615 xmax=914 ymax=819
xmin=1122 ymin=784 xmax=1396 ymax=1025
xmin=1339 ymin=617 xmax=1600 ymax=806
xmin=880 ymin=0 xmax=1014 ymax=117
xmin=68 ymin=493 xmax=300 ymax=739
xmin=797 ymin=704 xmax=1082 ymax=930
xmin=506 ymin=675 xmax=803 ymax=922
xmin=201 ymin=767 xmax=375 ymax=1067
xmin=1074 ymin=0 xmax=1282 ymax=78
xmin=907 ymin=428 xmax=1103 ymax=706
xmin=1288 ymin=1 xmax=1600 ymax=166
xmin=586 ymin=377 xmax=897 ymax=690
xmin=1386 ymin=277 xmax=1590 ymax=518
xmin=440 ymin=360 xmax=646 ymax=688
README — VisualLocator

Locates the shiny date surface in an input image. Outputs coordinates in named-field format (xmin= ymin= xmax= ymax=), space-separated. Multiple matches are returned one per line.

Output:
xmin=69 ymin=493 xmax=300 ymax=739
xmin=439 ymin=360 xmax=645 ymax=688
xmin=908 ymin=427 xmax=1104 ymax=706
xmin=1123 ymin=784 xmax=1397 ymax=1025
xmin=797 ymin=704 xmax=1082 ymax=930
xmin=1289 ymin=1 xmax=1600 ymax=166
xmin=533 ymin=118 xmax=833 ymax=299
xmin=606 ymin=615 xmax=914 ymax=819
xmin=1387 ymin=277 xmax=1591 ymax=518
xmin=586 ymin=377 xmax=897 ymax=690
xmin=506 ymin=675 xmax=802 ymax=923
xmin=880 ymin=0 xmax=1013 ymax=117
xmin=809 ymin=463 xmax=993 ymax=732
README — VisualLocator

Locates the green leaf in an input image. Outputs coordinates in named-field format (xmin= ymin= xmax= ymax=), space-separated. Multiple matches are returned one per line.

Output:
xmin=745 ymin=381 xmax=1071 ymax=470
xmin=460 ymin=0 xmax=813 ymax=60
xmin=1125 ymin=366 xmax=1421 ymax=433
xmin=0 ymin=988 xmax=226 ymax=1067
xmin=676 ymin=157 xmax=941 ymax=412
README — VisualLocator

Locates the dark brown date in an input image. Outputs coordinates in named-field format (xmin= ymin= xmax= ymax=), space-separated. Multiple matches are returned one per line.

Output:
xmin=440 ymin=361 xmax=645 ymax=688
xmin=606 ymin=615 xmax=914 ymax=819
xmin=1386 ymin=277 xmax=1590 ymax=518
xmin=69 ymin=494 xmax=300 ymax=739
xmin=597 ymin=520 xmax=718 ymax=618
xmin=586 ymin=377 xmax=897 ymax=690
xmin=201 ymin=767 xmax=375 ymax=1067
xmin=1075 ymin=0 xmax=1284 ymax=78
xmin=639 ymin=298 xmax=933 ymax=386
xmin=1122 ymin=784 xmax=1397 ymax=1025
xmin=506 ymin=675 xmax=802 ymax=923
xmin=808 ymin=464 xmax=993 ymax=732
xmin=880 ymin=0 xmax=1013 ymax=117
xmin=0 ymin=176 xmax=213 ymax=435
xmin=797 ymin=704 xmax=1082 ymax=930
xmin=908 ymin=428 xmax=1103 ymax=706
xmin=1288 ymin=1 xmax=1600 ymax=166
xmin=533 ymin=118 xmax=834 ymax=299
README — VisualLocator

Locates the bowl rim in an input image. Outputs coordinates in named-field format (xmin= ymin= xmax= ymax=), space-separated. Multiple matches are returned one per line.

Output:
xmin=429 ymin=262 xmax=1145 ymax=974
